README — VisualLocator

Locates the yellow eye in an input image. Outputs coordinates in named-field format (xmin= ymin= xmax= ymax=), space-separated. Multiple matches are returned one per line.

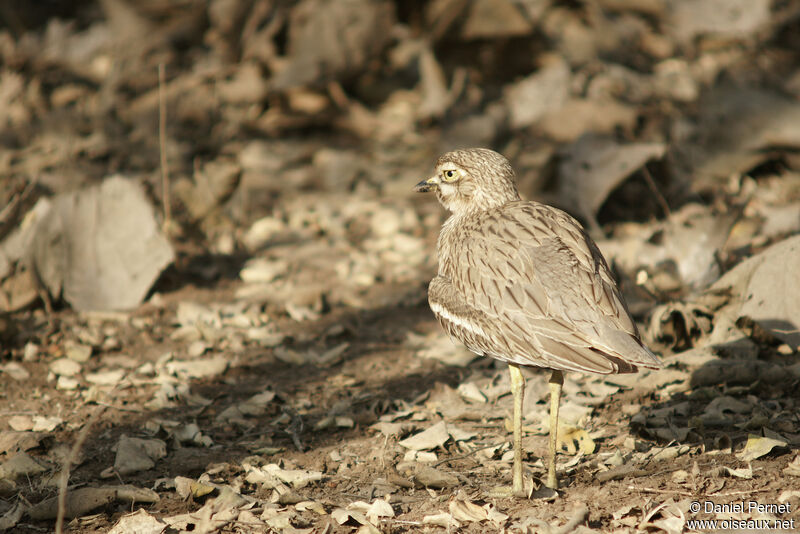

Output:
xmin=443 ymin=169 xmax=457 ymax=181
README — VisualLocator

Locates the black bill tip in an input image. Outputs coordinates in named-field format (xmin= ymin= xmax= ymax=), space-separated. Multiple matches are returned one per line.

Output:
xmin=414 ymin=179 xmax=435 ymax=192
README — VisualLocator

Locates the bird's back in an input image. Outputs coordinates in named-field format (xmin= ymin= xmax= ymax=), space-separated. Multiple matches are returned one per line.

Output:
xmin=430 ymin=200 xmax=661 ymax=374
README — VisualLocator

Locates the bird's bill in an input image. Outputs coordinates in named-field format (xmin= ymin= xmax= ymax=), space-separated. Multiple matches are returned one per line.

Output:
xmin=414 ymin=175 xmax=440 ymax=192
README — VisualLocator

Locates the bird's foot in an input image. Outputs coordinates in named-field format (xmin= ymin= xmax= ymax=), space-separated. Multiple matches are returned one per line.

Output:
xmin=486 ymin=479 xmax=531 ymax=499
xmin=486 ymin=486 xmax=525 ymax=499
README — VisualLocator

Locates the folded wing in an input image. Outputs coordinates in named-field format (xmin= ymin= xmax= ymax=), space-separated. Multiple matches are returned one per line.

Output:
xmin=430 ymin=201 xmax=662 ymax=374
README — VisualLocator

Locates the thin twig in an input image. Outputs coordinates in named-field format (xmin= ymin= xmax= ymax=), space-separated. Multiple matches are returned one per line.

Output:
xmin=93 ymin=401 xmax=144 ymax=413
xmin=0 ymin=180 xmax=35 ymax=231
xmin=327 ymin=81 xmax=350 ymax=108
xmin=282 ymin=407 xmax=305 ymax=452
xmin=627 ymin=485 xmax=693 ymax=496
xmin=55 ymin=405 xmax=107 ymax=534
xmin=641 ymin=165 xmax=671 ymax=218
xmin=433 ymin=443 xmax=504 ymax=467
xmin=158 ymin=63 xmax=171 ymax=232
xmin=640 ymin=439 xmax=678 ymax=468
xmin=709 ymin=488 xmax=772 ymax=497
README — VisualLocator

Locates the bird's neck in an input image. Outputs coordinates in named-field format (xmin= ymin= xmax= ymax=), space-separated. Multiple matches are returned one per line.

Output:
xmin=436 ymin=215 xmax=462 ymax=276
xmin=447 ymin=191 xmax=521 ymax=217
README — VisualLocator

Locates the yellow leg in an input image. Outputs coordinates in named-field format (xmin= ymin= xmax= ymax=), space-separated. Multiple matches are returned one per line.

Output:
xmin=546 ymin=370 xmax=564 ymax=490
xmin=508 ymin=364 xmax=525 ymax=497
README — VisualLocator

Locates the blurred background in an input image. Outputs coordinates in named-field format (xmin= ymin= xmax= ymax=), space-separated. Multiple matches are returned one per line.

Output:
xmin=1 ymin=0 xmax=799 ymax=532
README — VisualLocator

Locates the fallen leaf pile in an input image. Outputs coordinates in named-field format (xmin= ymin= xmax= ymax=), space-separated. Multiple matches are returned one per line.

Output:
xmin=1 ymin=0 xmax=799 ymax=532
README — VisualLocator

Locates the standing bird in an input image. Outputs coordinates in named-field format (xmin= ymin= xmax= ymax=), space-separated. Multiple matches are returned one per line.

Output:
xmin=414 ymin=148 xmax=661 ymax=496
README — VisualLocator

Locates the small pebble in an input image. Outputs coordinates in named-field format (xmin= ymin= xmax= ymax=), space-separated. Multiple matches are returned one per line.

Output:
xmin=187 ymin=340 xmax=209 ymax=357
xmin=57 ymin=376 xmax=80 ymax=390
xmin=2 ymin=362 xmax=30 ymax=381
xmin=65 ymin=341 xmax=93 ymax=362
xmin=23 ymin=342 xmax=39 ymax=362
xmin=50 ymin=358 xmax=82 ymax=377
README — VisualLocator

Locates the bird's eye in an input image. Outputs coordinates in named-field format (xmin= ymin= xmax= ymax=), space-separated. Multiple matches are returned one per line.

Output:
xmin=443 ymin=169 xmax=457 ymax=181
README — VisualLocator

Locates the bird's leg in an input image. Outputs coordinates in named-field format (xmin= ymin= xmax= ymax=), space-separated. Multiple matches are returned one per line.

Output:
xmin=546 ymin=369 xmax=564 ymax=489
xmin=508 ymin=363 xmax=525 ymax=497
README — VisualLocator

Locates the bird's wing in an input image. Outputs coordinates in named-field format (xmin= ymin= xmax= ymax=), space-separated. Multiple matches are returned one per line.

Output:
xmin=428 ymin=274 xmax=497 ymax=359
xmin=438 ymin=202 xmax=661 ymax=373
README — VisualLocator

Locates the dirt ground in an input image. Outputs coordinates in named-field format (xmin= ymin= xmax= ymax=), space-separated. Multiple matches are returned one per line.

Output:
xmin=1 ymin=1 xmax=800 ymax=533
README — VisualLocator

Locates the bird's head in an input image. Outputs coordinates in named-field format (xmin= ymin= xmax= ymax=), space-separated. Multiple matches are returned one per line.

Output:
xmin=414 ymin=148 xmax=521 ymax=214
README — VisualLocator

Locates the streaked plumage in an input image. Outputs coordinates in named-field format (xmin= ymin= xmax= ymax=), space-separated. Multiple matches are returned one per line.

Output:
xmin=415 ymin=148 xmax=661 ymax=495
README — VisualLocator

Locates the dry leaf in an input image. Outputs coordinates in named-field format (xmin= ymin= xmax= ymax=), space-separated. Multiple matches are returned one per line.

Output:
xmin=238 ymin=390 xmax=277 ymax=416
xmin=414 ymin=465 xmax=459 ymax=488
xmin=270 ymin=0 xmax=394 ymax=91
xmin=347 ymin=499 xmax=394 ymax=523
xmin=717 ymin=465 xmax=753 ymax=479
xmin=0 ymin=452 xmax=47 ymax=480
xmin=413 ymin=331 xmax=477 ymax=367
xmin=457 ymin=382 xmax=487 ymax=403
xmin=778 ymin=489 xmax=800 ymax=502
xmin=28 ymin=485 xmax=159 ymax=520
xmin=50 ymin=358 xmax=82 ymax=377
xmin=246 ymin=463 xmax=323 ymax=489
xmin=27 ymin=177 xmax=174 ymax=311
xmin=0 ymin=501 xmax=25 ymax=532
xmin=677 ymin=86 xmax=800 ymax=189
xmin=704 ymin=395 xmax=752 ymax=416
xmin=404 ymin=450 xmax=437 ymax=463
xmin=737 ymin=434 xmax=788 ymax=462
xmin=558 ymin=134 xmax=666 ymax=222
xmin=667 ymin=0 xmax=771 ymax=43
xmin=112 ymin=436 xmax=167 ymax=475
xmin=461 ymin=0 xmax=533 ymax=39
xmin=784 ymin=454 xmax=800 ymax=477
xmin=598 ymin=203 xmax=733 ymax=291
xmin=166 ymin=356 xmax=228 ymax=379
xmin=505 ymin=56 xmax=570 ymax=129
xmin=295 ymin=500 xmax=326 ymax=515
xmin=559 ymin=426 xmax=597 ymax=455
xmin=734 ymin=235 xmax=800 ymax=347
xmin=423 ymin=512 xmax=460 ymax=529
xmin=0 ymin=362 xmax=30 ymax=381
xmin=109 ymin=508 xmax=168 ymax=534
xmin=85 ymin=368 xmax=125 ymax=385
xmin=332 ymin=508 xmax=381 ymax=532
xmin=449 ymin=499 xmax=487 ymax=523
xmin=398 ymin=421 xmax=450 ymax=451
xmin=484 ymin=503 xmax=509 ymax=525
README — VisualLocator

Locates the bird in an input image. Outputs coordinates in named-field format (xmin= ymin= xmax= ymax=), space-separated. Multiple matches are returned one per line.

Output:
xmin=414 ymin=148 xmax=662 ymax=497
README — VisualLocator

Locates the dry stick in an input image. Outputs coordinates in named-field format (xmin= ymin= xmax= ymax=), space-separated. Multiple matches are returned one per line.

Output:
xmin=327 ymin=81 xmax=350 ymax=109
xmin=432 ymin=443 xmax=504 ymax=467
xmin=392 ymin=520 xmax=425 ymax=527
xmin=282 ymin=407 xmax=305 ymax=452
xmin=0 ymin=180 xmax=34 ymax=227
xmin=93 ymin=401 xmax=144 ymax=413
xmin=158 ymin=63 xmax=171 ymax=232
xmin=627 ymin=485 xmax=693 ymax=497
xmin=709 ymin=488 xmax=772 ymax=497
xmin=641 ymin=165 xmax=671 ymax=218
xmin=55 ymin=404 xmax=108 ymax=534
